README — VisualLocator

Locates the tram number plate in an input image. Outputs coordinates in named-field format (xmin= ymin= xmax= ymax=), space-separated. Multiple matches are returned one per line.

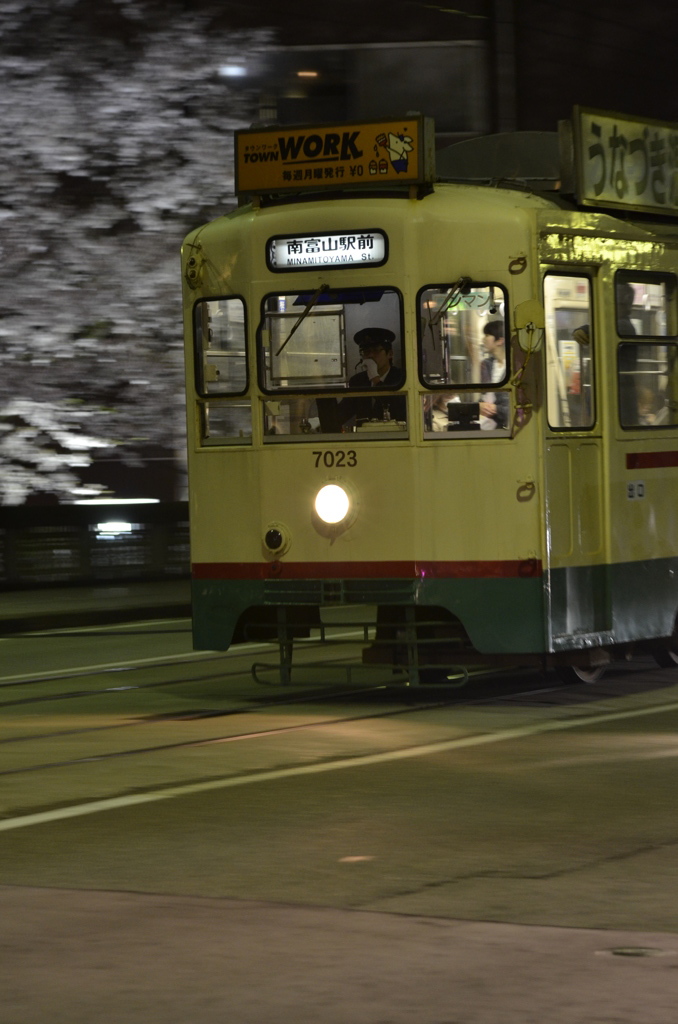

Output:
xmin=313 ymin=449 xmax=357 ymax=468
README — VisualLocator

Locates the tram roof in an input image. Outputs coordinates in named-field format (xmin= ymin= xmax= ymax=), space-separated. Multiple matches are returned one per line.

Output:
xmin=435 ymin=131 xmax=561 ymax=193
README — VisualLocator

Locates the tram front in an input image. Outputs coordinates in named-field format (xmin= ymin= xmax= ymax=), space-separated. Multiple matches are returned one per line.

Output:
xmin=182 ymin=117 xmax=546 ymax=683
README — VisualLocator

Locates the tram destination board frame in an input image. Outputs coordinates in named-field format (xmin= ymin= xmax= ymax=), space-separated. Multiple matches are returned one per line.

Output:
xmin=569 ymin=105 xmax=678 ymax=217
xmin=235 ymin=116 xmax=436 ymax=197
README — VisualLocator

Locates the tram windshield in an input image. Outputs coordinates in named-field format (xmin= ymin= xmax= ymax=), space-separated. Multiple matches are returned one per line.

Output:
xmin=419 ymin=281 xmax=510 ymax=434
xmin=258 ymin=286 xmax=406 ymax=438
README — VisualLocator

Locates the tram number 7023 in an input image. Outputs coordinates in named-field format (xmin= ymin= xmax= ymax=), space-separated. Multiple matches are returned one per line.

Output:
xmin=312 ymin=449 xmax=357 ymax=468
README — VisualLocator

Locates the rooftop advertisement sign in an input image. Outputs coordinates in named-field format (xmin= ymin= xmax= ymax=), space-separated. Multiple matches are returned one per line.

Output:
xmin=572 ymin=106 xmax=678 ymax=216
xmin=235 ymin=116 xmax=435 ymax=196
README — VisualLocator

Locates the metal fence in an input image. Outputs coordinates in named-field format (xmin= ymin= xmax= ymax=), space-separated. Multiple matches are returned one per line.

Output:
xmin=0 ymin=502 xmax=190 ymax=588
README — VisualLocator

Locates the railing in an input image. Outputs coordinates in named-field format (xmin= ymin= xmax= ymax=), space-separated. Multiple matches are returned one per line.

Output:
xmin=0 ymin=502 xmax=189 ymax=588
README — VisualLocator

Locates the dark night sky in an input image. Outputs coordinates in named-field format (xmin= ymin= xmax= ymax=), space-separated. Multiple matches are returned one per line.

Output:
xmin=168 ymin=0 xmax=678 ymax=128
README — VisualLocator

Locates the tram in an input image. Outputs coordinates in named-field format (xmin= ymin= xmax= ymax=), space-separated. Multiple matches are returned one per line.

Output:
xmin=181 ymin=108 xmax=678 ymax=683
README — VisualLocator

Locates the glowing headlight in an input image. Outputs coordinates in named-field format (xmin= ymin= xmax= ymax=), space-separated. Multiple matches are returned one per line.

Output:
xmin=314 ymin=484 xmax=350 ymax=524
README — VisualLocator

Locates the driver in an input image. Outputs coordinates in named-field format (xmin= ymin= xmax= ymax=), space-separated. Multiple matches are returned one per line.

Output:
xmin=336 ymin=327 xmax=406 ymax=425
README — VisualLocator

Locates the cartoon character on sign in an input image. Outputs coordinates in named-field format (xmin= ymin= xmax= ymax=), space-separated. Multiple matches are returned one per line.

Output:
xmin=375 ymin=131 xmax=414 ymax=173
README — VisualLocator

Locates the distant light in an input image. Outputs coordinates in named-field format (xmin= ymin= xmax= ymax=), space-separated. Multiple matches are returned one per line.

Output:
xmin=96 ymin=521 xmax=133 ymax=537
xmin=74 ymin=498 xmax=160 ymax=505
xmin=297 ymin=70 xmax=319 ymax=78
xmin=219 ymin=65 xmax=247 ymax=77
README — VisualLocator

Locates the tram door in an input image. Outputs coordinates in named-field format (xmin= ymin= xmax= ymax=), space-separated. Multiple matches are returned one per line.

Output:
xmin=542 ymin=273 xmax=609 ymax=643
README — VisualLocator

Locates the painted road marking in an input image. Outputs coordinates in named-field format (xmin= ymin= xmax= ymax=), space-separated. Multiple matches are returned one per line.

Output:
xmin=0 ymin=650 xmax=231 ymax=685
xmin=2 ymin=696 xmax=678 ymax=833
xmin=0 ymin=630 xmax=364 ymax=686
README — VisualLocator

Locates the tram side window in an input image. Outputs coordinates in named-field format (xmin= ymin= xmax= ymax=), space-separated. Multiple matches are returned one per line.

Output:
xmin=419 ymin=281 xmax=510 ymax=435
xmin=194 ymin=297 xmax=247 ymax=395
xmin=201 ymin=401 xmax=252 ymax=444
xmin=615 ymin=273 xmax=677 ymax=428
xmin=544 ymin=275 xmax=594 ymax=430
xmin=614 ymin=271 xmax=676 ymax=338
xmin=194 ymin=297 xmax=251 ymax=445
xmin=618 ymin=343 xmax=678 ymax=428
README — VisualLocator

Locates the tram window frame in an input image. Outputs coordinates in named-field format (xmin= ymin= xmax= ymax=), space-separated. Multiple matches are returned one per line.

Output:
xmin=617 ymin=341 xmax=678 ymax=430
xmin=543 ymin=273 xmax=596 ymax=432
xmin=199 ymin=399 xmax=253 ymax=445
xmin=193 ymin=295 xmax=248 ymax=398
xmin=418 ymin=281 xmax=512 ymax=437
xmin=614 ymin=271 xmax=677 ymax=339
xmin=256 ymin=286 xmax=405 ymax=396
xmin=417 ymin=281 xmax=510 ymax=390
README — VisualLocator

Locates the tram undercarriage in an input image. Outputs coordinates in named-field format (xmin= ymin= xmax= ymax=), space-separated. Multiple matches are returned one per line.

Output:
xmin=229 ymin=601 xmax=673 ymax=686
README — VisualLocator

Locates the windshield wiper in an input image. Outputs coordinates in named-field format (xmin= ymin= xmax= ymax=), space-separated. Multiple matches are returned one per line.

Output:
xmin=275 ymin=283 xmax=330 ymax=357
xmin=427 ymin=276 xmax=472 ymax=329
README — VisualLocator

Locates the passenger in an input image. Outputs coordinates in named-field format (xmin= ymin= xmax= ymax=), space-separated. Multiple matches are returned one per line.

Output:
xmin=616 ymin=282 xmax=639 ymax=424
xmin=616 ymin=281 xmax=637 ymax=337
xmin=636 ymin=385 xmax=667 ymax=425
xmin=429 ymin=392 xmax=454 ymax=431
xmin=479 ymin=320 xmax=509 ymax=429
xmin=336 ymin=327 xmax=406 ymax=426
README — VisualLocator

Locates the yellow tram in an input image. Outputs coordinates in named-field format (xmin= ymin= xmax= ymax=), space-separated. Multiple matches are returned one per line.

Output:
xmin=181 ymin=109 xmax=678 ymax=683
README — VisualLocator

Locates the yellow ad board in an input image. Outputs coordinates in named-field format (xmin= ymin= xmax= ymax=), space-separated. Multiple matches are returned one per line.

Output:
xmin=235 ymin=116 xmax=435 ymax=195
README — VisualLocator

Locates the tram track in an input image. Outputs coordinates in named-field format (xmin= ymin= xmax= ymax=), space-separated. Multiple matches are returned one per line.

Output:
xmin=4 ymin=614 xmax=678 ymax=822
xmin=3 ymin=668 xmax=678 ymax=840
xmin=3 ymin=659 xmax=678 ymax=780
xmin=0 ymin=689 xmax=465 ymax=776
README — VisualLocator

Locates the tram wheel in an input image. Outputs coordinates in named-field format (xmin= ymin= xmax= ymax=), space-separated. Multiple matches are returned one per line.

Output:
xmin=557 ymin=664 xmax=605 ymax=685
xmin=652 ymin=644 xmax=678 ymax=669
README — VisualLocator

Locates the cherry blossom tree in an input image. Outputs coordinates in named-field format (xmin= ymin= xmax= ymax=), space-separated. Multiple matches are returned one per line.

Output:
xmin=0 ymin=0 xmax=268 ymax=502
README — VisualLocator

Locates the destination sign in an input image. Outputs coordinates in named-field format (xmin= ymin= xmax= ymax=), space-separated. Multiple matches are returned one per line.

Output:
xmin=235 ymin=116 xmax=435 ymax=195
xmin=572 ymin=106 xmax=678 ymax=216
xmin=267 ymin=231 xmax=387 ymax=270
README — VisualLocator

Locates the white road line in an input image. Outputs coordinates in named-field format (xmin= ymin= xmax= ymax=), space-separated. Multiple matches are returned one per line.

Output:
xmin=0 ymin=630 xmax=364 ymax=685
xmin=2 ymin=696 xmax=678 ymax=833
xmin=0 ymin=650 xmax=229 ymax=685
xmin=15 ymin=617 xmax=193 ymax=636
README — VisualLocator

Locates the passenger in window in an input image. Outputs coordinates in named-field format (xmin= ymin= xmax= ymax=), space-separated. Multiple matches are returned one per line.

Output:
xmin=616 ymin=281 xmax=637 ymax=336
xmin=636 ymin=384 xmax=667 ymax=425
xmin=429 ymin=393 xmax=460 ymax=431
xmin=479 ymin=320 xmax=509 ymax=429
xmin=617 ymin=283 xmax=639 ymax=425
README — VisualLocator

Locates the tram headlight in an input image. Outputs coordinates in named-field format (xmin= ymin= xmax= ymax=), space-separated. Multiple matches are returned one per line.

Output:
xmin=314 ymin=484 xmax=351 ymax=525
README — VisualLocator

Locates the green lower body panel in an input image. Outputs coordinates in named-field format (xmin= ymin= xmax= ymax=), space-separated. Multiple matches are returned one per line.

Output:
xmin=548 ymin=555 xmax=678 ymax=648
xmin=193 ymin=554 xmax=678 ymax=656
xmin=191 ymin=575 xmax=546 ymax=654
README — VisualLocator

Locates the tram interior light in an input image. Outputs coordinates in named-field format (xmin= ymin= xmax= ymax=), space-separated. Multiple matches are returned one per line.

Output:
xmin=314 ymin=484 xmax=350 ymax=525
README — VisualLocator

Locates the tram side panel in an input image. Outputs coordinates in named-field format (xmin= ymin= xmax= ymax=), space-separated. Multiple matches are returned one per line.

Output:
xmin=538 ymin=229 xmax=678 ymax=652
xmin=604 ymin=256 xmax=678 ymax=646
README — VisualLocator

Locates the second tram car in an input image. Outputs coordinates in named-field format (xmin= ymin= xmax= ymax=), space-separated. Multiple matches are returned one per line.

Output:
xmin=181 ymin=110 xmax=678 ymax=683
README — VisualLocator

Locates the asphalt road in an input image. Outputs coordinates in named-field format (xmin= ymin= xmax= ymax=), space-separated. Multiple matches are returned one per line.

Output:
xmin=1 ymin=618 xmax=678 ymax=1022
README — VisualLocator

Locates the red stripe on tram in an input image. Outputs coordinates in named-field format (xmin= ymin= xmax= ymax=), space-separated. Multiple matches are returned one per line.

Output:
xmin=192 ymin=559 xmax=542 ymax=581
xmin=626 ymin=451 xmax=678 ymax=469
